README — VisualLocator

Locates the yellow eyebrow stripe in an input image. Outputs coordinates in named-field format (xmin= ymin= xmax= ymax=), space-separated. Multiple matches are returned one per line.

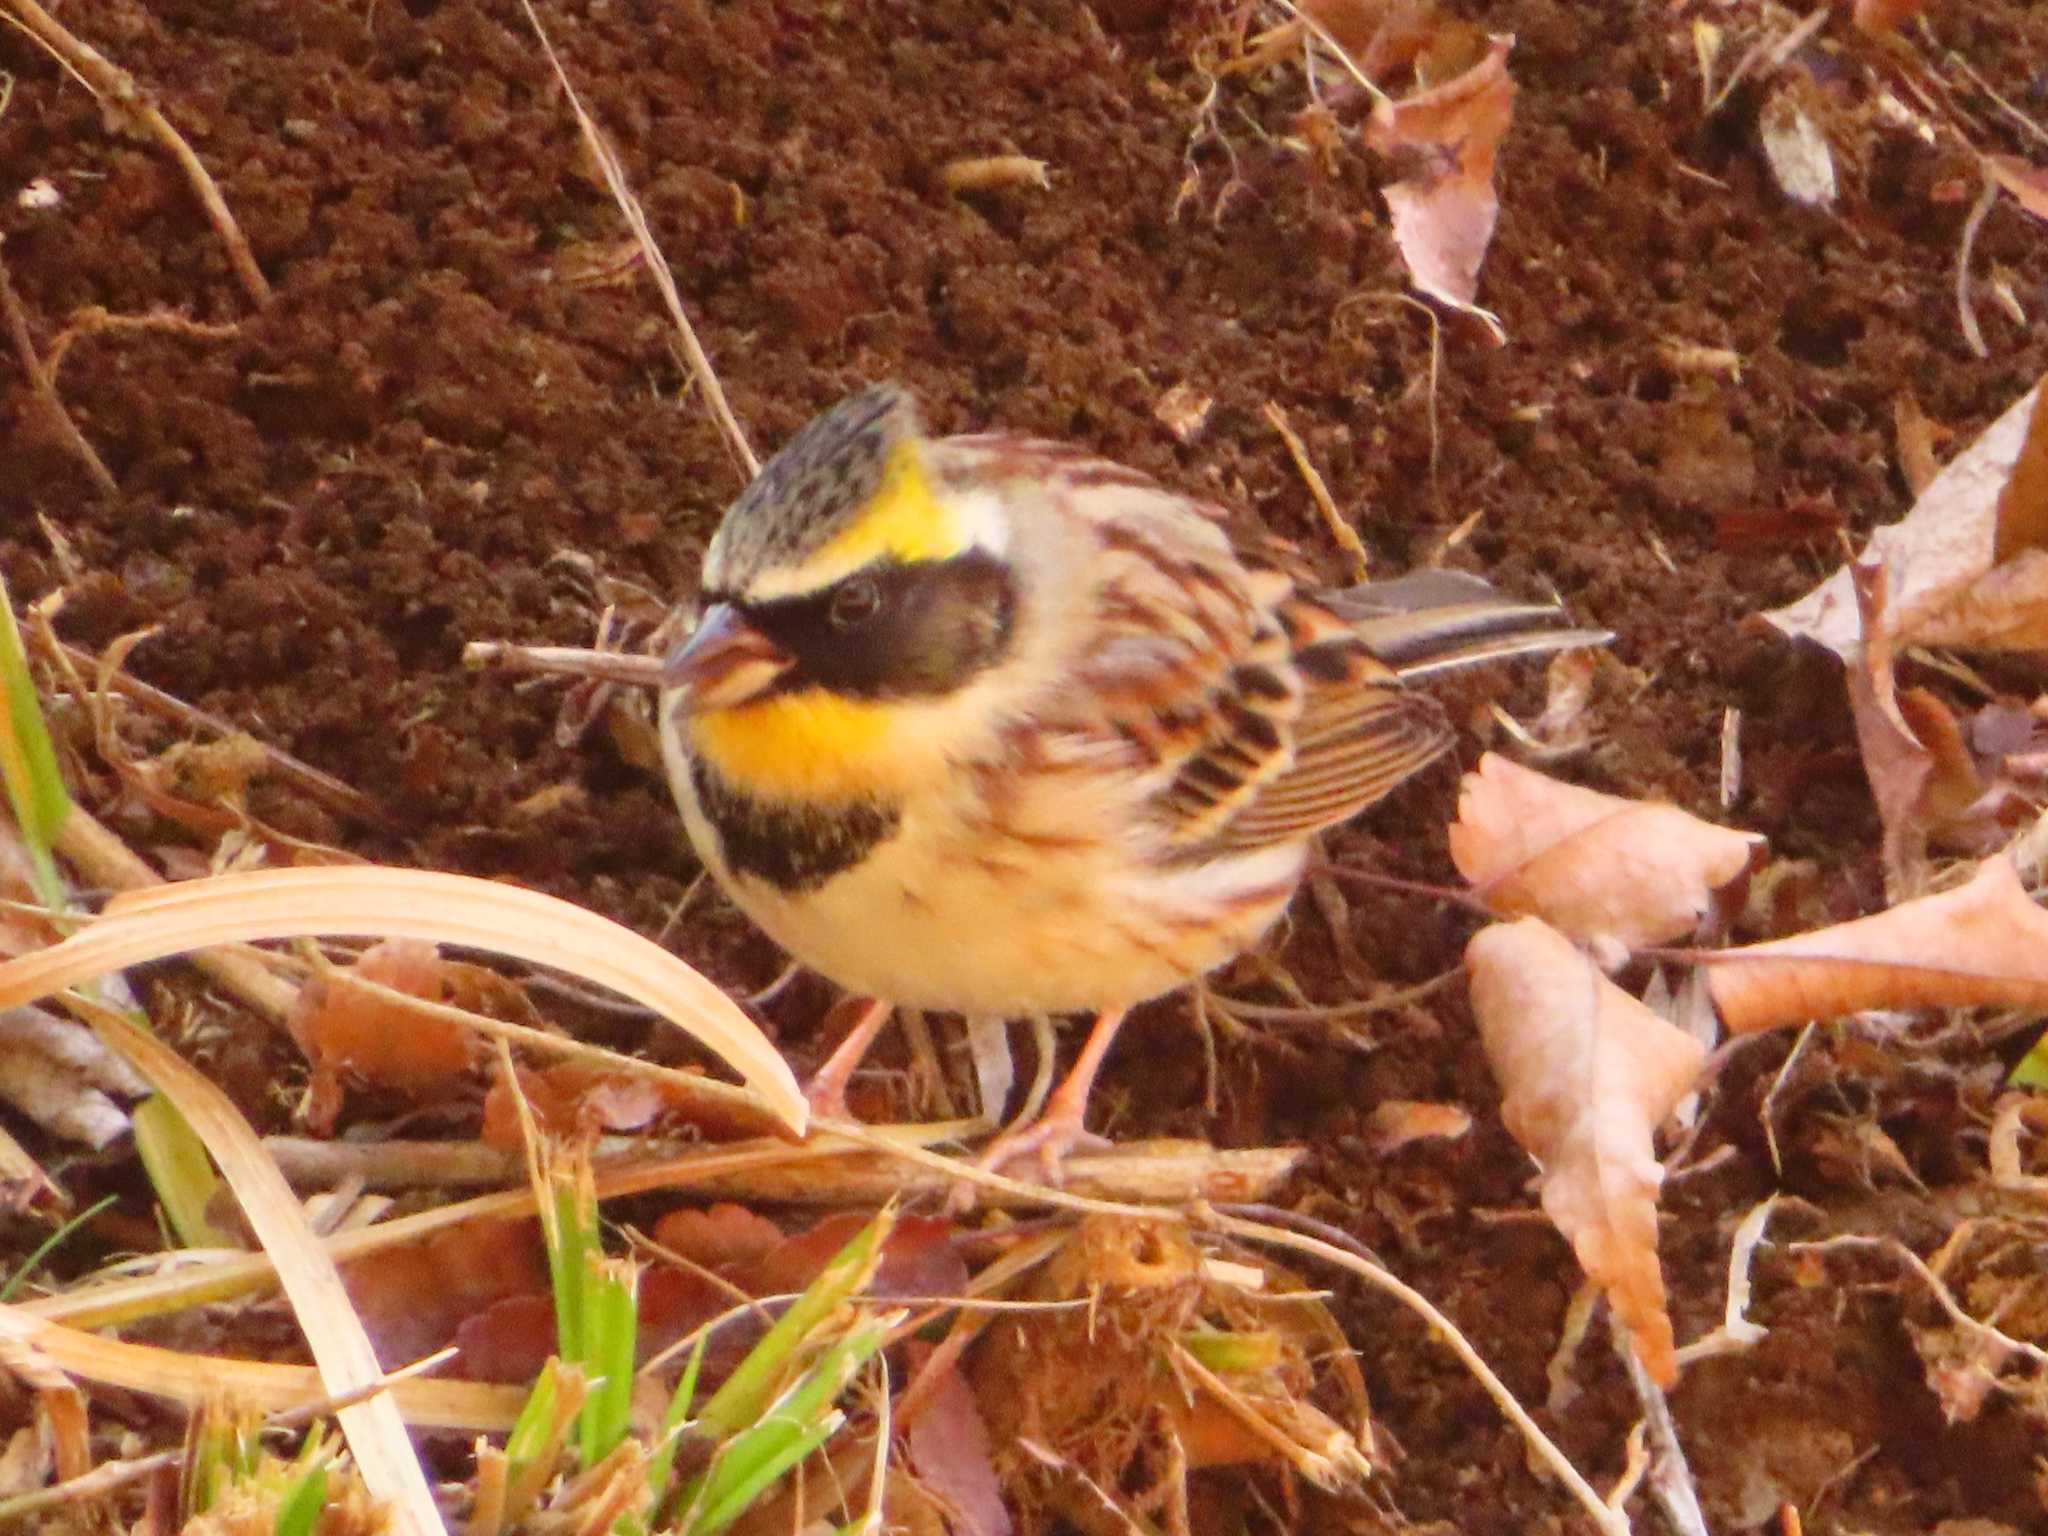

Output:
xmin=754 ymin=441 xmax=968 ymax=598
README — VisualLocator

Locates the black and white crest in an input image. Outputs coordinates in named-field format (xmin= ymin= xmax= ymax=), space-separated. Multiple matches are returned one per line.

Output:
xmin=702 ymin=383 xmax=923 ymax=594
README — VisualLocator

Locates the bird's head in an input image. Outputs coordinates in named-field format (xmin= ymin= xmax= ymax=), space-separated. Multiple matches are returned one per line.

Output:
xmin=663 ymin=385 xmax=1020 ymax=801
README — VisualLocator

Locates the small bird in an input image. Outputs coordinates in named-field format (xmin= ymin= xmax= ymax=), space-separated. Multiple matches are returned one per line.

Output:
xmin=659 ymin=384 xmax=1603 ymax=1177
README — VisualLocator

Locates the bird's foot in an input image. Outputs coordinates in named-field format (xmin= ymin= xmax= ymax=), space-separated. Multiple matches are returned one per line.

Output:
xmin=949 ymin=1102 xmax=1110 ymax=1211
xmin=801 ymin=996 xmax=892 ymax=1128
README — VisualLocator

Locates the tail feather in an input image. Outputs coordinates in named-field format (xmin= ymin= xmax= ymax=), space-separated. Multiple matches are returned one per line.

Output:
xmin=1325 ymin=570 xmax=1611 ymax=680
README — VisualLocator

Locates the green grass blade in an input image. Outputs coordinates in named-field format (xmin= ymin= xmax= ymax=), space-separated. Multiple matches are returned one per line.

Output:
xmin=693 ymin=1208 xmax=892 ymax=1439
xmin=579 ymin=1255 xmax=639 ymax=1466
xmin=131 ymin=1094 xmax=237 ymax=1249
xmin=689 ymin=1414 xmax=840 ymax=1536
xmin=272 ymin=1465 xmax=329 ymax=1536
xmin=1181 ymin=1327 xmax=1283 ymax=1374
xmin=547 ymin=1177 xmax=589 ymax=1366
xmin=505 ymin=1358 xmax=563 ymax=1471
xmin=2009 ymin=1044 xmax=2048 ymax=1089
xmin=0 ymin=1193 xmax=116 ymax=1302
xmin=646 ymin=1330 xmax=709 ymax=1517
xmin=0 ymin=575 xmax=71 ymax=911
xmin=680 ymin=1313 xmax=895 ymax=1535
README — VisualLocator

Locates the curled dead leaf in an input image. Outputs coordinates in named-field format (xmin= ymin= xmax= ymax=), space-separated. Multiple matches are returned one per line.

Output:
xmin=1768 ymin=379 xmax=2048 ymax=657
xmin=1365 ymin=1099 xmax=1472 ymax=1153
xmin=1466 ymin=919 xmax=1705 ymax=1386
xmin=290 ymin=938 xmax=474 ymax=1092
xmin=1705 ymin=854 xmax=2048 ymax=1035
xmin=1449 ymin=753 xmax=1763 ymax=952
xmin=1366 ymin=34 xmax=1514 ymax=331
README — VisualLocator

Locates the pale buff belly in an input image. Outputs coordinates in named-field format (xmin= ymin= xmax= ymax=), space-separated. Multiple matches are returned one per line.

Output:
xmin=714 ymin=804 xmax=1308 ymax=1017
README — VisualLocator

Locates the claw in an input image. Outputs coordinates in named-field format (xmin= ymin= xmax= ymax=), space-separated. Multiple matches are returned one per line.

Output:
xmin=948 ymin=1006 xmax=1127 ymax=1209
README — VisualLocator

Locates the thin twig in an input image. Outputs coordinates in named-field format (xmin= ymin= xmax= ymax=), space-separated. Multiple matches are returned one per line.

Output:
xmin=463 ymin=638 xmax=665 ymax=689
xmin=260 ymin=1131 xmax=1305 ymax=1206
xmin=0 ymin=240 xmax=116 ymax=494
xmin=1614 ymin=1318 xmax=1709 ymax=1536
xmin=45 ymin=305 xmax=239 ymax=384
xmin=39 ymin=629 xmax=383 ymax=827
xmin=1207 ymin=1203 xmax=1630 ymax=1536
xmin=1264 ymin=401 xmax=1369 ymax=579
xmin=517 ymin=0 xmax=757 ymax=478
xmin=1955 ymin=166 xmax=1998 ymax=359
xmin=4 ymin=0 xmax=271 ymax=309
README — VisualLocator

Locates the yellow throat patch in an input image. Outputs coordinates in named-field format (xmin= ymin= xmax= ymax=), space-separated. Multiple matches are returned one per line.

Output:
xmin=686 ymin=689 xmax=901 ymax=802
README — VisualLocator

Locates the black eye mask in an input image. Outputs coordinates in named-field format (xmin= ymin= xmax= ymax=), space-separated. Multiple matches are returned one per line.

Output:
xmin=730 ymin=548 xmax=1019 ymax=700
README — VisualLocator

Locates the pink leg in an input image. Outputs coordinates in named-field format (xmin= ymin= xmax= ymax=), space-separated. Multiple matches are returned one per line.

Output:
xmin=804 ymin=997 xmax=892 ymax=1122
xmin=972 ymin=1007 xmax=1126 ymax=1185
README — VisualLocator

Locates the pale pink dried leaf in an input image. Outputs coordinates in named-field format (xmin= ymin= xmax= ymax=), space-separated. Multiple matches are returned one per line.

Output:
xmin=1766 ymin=381 xmax=2048 ymax=657
xmin=1365 ymin=1099 xmax=1472 ymax=1153
xmin=1843 ymin=561 xmax=1935 ymax=897
xmin=1466 ymin=919 xmax=1706 ymax=1386
xmin=1367 ymin=36 xmax=1514 ymax=316
xmin=1449 ymin=754 xmax=1762 ymax=948
xmin=1706 ymin=854 xmax=2048 ymax=1035
xmin=1153 ymin=383 xmax=1213 ymax=445
xmin=907 ymin=1344 xmax=1012 ymax=1536
xmin=1893 ymin=391 xmax=1945 ymax=497
xmin=1988 ymin=155 xmax=2048 ymax=223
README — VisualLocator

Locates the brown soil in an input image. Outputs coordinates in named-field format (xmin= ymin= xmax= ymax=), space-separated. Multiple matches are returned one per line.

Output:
xmin=5 ymin=1 xmax=2048 ymax=1532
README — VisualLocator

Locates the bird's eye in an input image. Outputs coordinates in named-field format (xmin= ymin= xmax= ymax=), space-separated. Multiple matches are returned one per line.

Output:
xmin=829 ymin=576 xmax=882 ymax=629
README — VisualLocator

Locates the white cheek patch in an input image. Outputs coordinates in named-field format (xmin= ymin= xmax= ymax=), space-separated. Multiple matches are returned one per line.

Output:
xmin=954 ymin=488 xmax=1010 ymax=559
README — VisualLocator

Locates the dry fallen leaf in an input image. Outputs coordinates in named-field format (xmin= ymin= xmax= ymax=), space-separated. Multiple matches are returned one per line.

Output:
xmin=291 ymin=938 xmax=474 ymax=1093
xmin=1466 ymin=919 xmax=1706 ymax=1386
xmin=1153 ymin=382 xmax=1214 ymax=444
xmin=1365 ymin=1099 xmax=1472 ymax=1153
xmin=1836 ymin=561 xmax=2019 ymax=897
xmin=1705 ymin=854 xmax=2048 ymax=1035
xmin=906 ymin=1341 xmax=1012 ymax=1536
xmin=1843 ymin=561 xmax=1937 ymax=897
xmin=1767 ymin=380 xmax=2048 ymax=657
xmin=1758 ymin=87 xmax=1837 ymax=208
xmin=1893 ymin=391 xmax=1946 ymax=497
xmin=1449 ymin=753 xmax=1763 ymax=953
xmin=1987 ymin=155 xmax=2048 ymax=224
xmin=1366 ymin=34 xmax=1514 ymax=333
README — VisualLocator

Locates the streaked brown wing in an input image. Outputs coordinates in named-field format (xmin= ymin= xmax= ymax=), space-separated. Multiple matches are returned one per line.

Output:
xmin=1201 ymin=638 xmax=1452 ymax=852
xmin=935 ymin=435 xmax=1466 ymax=853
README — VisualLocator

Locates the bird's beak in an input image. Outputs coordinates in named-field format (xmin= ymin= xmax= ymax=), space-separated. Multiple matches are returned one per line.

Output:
xmin=661 ymin=603 xmax=792 ymax=712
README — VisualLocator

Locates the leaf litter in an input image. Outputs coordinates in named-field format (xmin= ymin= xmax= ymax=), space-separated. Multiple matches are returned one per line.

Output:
xmin=6 ymin=0 xmax=2048 ymax=1532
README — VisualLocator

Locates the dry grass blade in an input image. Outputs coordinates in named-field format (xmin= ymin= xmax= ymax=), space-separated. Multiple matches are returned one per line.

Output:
xmin=2 ymin=0 xmax=271 ymax=308
xmin=68 ymin=999 xmax=443 ymax=1534
xmin=517 ymin=0 xmax=756 ymax=478
xmin=23 ymin=1131 xmax=1297 ymax=1339
xmin=0 ymin=244 xmax=117 ymax=495
xmin=0 ymin=865 xmax=806 ymax=1132
xmin=1205 ymin=1205 xmax=1631 ymax=1536
xmin=0 ymin=1306 xmax=523 ymax=1431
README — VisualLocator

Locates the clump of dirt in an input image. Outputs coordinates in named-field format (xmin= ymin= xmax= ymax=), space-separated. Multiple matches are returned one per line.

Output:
xmin=5 ymin=0 xmax=2048 ymax=1531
